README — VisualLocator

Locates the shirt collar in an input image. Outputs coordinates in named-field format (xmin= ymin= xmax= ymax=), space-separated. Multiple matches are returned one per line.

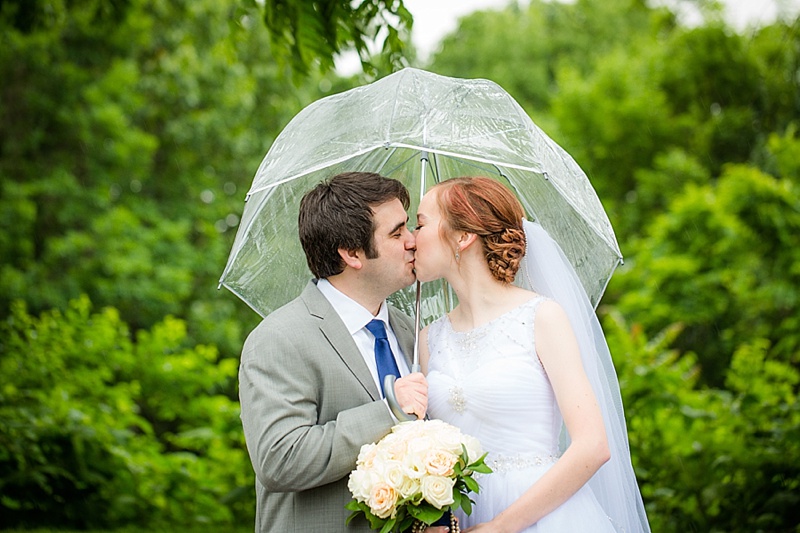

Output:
xmin=317 ymin=279 xmax=390 ymax=334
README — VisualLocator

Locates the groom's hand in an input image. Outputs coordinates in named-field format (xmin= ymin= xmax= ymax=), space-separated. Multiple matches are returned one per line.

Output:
xmin=394 ymin=372 xmax=428 ymax=419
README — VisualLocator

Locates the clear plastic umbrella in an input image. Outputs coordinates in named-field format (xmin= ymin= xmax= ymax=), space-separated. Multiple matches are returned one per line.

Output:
xmin=219 ymin=68 xmax=622 ymax=325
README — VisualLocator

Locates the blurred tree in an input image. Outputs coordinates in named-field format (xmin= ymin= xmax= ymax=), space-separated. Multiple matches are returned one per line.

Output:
xmin=610 ymin=159 xmax=800 ymax=386
xmin=551 ymin=48 xmax=683 ymax=228
xmin=553 ymin=18 xmax=800 ymax=236
xmin=429 ymin=0 xmax=671 ymax=113
xmin=0 ymin=296 xmax=251 ymax=529
xmin=606 ymin=311 xmax=800 ymax=531
xmin=0 ymin=0 xmax=338 ymax=356
xmin=243 ymin=0 xmax=413 ymax=78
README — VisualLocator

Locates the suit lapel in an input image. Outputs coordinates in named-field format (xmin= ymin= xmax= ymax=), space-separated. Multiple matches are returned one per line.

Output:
xmin=301 ymin=281 xmax=382 ymax=400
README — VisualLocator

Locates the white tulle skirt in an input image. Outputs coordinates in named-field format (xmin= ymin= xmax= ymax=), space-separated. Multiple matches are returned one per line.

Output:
xmin=456 ymin=464 xmax=616 ymax=532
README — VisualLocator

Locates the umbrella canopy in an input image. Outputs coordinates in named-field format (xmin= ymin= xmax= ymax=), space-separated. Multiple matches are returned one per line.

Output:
xmin=220 ymin=68 xmax=622 ymax=322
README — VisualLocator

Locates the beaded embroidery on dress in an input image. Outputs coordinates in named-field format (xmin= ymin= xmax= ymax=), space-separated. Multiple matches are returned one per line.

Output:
xmin=426 ymin=297 xmax=616 ymax=532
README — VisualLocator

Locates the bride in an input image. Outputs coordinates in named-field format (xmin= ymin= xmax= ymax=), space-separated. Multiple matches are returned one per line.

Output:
xmin=413 ymin=177 xmax=649 ymax=532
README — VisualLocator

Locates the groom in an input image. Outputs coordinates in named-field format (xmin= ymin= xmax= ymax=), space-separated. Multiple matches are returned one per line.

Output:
xmin=239 ymin=172 xmax=442 ymax=532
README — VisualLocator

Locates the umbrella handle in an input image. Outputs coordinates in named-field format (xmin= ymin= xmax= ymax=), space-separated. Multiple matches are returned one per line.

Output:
xmin=384 ymin=373 xmax=418 ymax=422
xmin=385 ymin=280 xmax=424 ymax=422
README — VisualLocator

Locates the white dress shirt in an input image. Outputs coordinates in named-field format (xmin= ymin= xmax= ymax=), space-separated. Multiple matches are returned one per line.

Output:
xmin=317 ymin=279 xmax=410 ymax=396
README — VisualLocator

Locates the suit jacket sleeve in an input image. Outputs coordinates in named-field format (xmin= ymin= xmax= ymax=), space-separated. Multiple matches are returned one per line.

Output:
xmin=239 ymin=300 xmax=396 ymax=493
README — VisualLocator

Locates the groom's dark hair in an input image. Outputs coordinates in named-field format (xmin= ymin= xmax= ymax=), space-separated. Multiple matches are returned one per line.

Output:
xmin=299 ymin=171 xmax=410 ymax=279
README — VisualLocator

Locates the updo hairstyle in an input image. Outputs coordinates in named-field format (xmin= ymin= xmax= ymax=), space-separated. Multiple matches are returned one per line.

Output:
xmin=432 ymin=177 xmax=526 ymax=283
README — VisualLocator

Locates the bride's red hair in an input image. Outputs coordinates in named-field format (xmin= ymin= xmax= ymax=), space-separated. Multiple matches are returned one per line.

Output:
xmin=432 ymin=177 xmax=526 ymax=283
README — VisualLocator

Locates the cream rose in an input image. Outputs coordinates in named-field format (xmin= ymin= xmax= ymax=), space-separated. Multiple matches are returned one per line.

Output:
xmin=368 ymin=482 xmax=399 ymax=519
xmin=421 ymin=475 xmax=455 ymax=509
xmin=384 ymin=433 xmax=409 ymax=461
xmin=423 ymin=449 xmax=458 ymax=477
xmin=357 ymin=443 xmax=379 ymax=469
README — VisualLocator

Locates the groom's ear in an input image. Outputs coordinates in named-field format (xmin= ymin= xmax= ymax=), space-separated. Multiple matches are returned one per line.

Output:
xmin=338 ymin=247 xmax=363 ymax=270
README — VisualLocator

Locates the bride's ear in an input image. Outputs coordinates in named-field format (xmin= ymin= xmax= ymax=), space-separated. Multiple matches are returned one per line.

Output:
xmin=457 ymin=232 xmax=478 ymax=252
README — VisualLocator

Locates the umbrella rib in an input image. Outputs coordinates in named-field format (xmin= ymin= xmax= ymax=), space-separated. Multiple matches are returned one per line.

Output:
xmin=380 ymin=149 xmax=422 ymax=177
xmin=246 ymin=146 xmax=389 ymax=196
xmin=247 ymin=142 xmax=548 ymax=198
xmin=374 ymin=146 xmax=399 ymax=175
xmin=536 ymin=170 xmax=622 ymax=259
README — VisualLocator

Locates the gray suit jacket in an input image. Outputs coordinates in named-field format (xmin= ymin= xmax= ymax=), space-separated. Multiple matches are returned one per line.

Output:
xmin=239 ymin=280 xmax=415 ymax=532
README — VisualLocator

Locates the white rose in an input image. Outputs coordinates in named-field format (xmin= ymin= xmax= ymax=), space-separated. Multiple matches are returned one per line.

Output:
xmin=368 ymin=482 xmax=399 ymax=519
xmin=383 ymin=460 xmax=407 ymax=489
xmin=402 ymin=447 xmax=428 ymax=479
xmin=421 ymin=475 xmax=455 ymax=509
xmin=423 ymin=449 xmax=458 ymax=477
xmin=431 ymin=425 xmax=466 ymax=455
xmin=348 ymin=468 xmax=373 ymax=503
xmin=396 ymin=472 xmax=421 ymax=499
xmin=462 ymin=434 xmax=484 ymax=464
xmin=393 ymin=420 xmax=426 ymax=439
xmin=406 ymin=434 xmax=436 ymax=456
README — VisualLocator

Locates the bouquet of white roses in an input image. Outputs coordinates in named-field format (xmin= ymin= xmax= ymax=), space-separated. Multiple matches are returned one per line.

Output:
xmin=345 ymin=419 xmax=492 ymax=533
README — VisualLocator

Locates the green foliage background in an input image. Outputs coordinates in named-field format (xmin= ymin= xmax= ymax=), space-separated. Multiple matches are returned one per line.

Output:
xmin=1 ymin=0 xmax=799 ymax=531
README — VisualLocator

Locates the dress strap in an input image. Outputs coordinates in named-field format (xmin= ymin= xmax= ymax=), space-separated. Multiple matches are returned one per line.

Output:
xmin=528 ymin=295 xmax=550 ymax=370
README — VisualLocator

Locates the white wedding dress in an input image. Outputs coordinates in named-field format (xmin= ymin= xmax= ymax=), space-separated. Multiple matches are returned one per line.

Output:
xmin=426 ymin=296 xmax=617 ymax=532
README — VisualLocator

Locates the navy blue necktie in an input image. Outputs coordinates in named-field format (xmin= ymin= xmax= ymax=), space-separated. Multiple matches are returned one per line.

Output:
xmin=365 ymin=319 xmax=401 ymax=397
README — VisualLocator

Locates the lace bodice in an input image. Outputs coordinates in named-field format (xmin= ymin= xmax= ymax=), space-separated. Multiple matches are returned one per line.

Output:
xmin=426 ymin=297 xmax=563 ymax=461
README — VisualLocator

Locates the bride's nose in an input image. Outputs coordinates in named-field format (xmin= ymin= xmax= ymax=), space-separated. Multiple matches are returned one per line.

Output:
xmin=405 ymin=230 xmax=416 ymax=250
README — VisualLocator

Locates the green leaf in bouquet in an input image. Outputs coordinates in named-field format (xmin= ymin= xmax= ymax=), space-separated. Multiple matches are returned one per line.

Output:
xmin=347 ymin=504 xmax=392 ymax=532
xmin=470 ymin=462 xmax=493 ymax=474
xmin=346 ymin=500 xmax=372 ymax=526
xmin=397 ymin=514 xmax=415 ymax=532
xmin=461 ymin=495 xmax=474 ymax=516
xmin=409 ymin=502 xmax=445 ymax=524
xmin=467 ymin=451 xmax=491 ymax=472
xmin=451 ymin=487 xmax=462 ymax=509
xmin=345 ymin=500 xmax=363 ymax=512
xmin=463 ymin=474 xmax=480 ymax=493
xmin=379 ymin=516 xmax=396 ymax=533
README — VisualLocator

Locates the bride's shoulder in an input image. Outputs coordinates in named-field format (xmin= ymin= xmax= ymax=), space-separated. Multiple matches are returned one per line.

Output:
xmin=531 ymin=297 xmax=568 ymax=326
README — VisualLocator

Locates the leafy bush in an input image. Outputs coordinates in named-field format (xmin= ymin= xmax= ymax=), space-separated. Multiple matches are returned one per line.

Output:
xmin=611 ymin=163 xmax=800 ymax=386
xmin=605 ymin=311 xmax=800 ymax=532
xmin=0 ymin=296 xmax=254 ymax=529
